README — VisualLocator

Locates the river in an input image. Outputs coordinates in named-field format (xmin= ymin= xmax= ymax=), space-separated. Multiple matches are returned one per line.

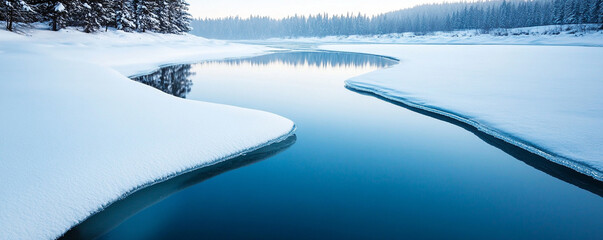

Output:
xmin=63 ymin=50 xmax=602 ymax=240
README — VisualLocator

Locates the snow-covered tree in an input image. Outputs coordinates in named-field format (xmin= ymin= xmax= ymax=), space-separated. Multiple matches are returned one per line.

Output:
xmin=1 ymin=0 xmax=192 ymax=33
xmin=98 ymin=0 xmax=114 ymax=31
xmin=181 ymin=1 xmax=192 ymax=31
xmin=134 ymin=0 xmax=159 ymax=32
xmin=35 ymin=1 xmax=68 ymax=31
xmin=594 ymin=0 xmax=603 ymax=25
xmin=80 ymin=1 xmax=102 ymax=33
xmin=1 ymin=0 xmax=35 ymax=31
xmin=156 ymin=0 xmax=168 ymax=32
xmin=113 ymin=0 xmax=135 ymax=31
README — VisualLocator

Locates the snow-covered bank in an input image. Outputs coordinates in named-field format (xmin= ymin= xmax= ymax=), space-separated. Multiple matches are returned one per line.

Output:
xmin=0 ymin=29 xmax=294 ymax=240
xmin=1 ymin=25 xmax=270 ymax=76
xmin=258 ymin=25 xmax=603 ymax=47
xmin=320 ymin=44 xmax=603 ymax=181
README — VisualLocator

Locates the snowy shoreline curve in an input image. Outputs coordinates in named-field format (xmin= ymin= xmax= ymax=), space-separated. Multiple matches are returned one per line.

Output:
xmin=0 ymin=28 xmax=294 ymax=240
xmin=320 ymin=44 xmax=603 ymax=182
xmin=347 ymin=83 xmax=602 ymax=181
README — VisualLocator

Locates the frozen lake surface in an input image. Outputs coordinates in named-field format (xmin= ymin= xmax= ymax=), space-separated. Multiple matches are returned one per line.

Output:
xmin=65 ymin=51 xmax=602 ymax=240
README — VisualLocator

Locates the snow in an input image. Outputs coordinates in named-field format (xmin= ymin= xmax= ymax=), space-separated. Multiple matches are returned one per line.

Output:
xmin=54 ymin=2 xmax=65 ymax=12
xmin=257 ymin=25 xmax=603 ymax=47
xmin=0 ymin=28 xmax=294 ymax=239
xmin=321 ymin=44 xmax=603 ymax=181
xmin=2 ymin=23 xmax=271 ymax=76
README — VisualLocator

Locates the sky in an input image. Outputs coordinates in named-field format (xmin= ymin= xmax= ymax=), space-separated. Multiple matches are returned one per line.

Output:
xmin=187 ymin=0 xmax=465 ymax=19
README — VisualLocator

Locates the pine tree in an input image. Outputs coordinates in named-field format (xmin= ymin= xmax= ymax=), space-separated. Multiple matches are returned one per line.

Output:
xmin=1 ymin=0 xmax=36 ymax=31
xmin=565 ymin=0 xmax=577 ymax=24
xmin=134 ymin=0 xmax=159 ymax=32
xmin=114 ymin=0 xmax=135 ymax=31
xmin=553 ymin=0 xmax=565 ymax=24
xmin=99 ymin=0 xmax=114 ymax=31
xmin=599 ymin=0 xmax=603 ymax=28
xmin=36 ymin=1 xmax=68 ymax=31
xmin=594 ymin=0 xmax=603 ymax=24
xmin=156 ymin=0 xmax=170 ymax=33
xmin=80 ymin=1 xmax=102 ymax=33
xmin=173 ymin=0 xmax=191 ymax=33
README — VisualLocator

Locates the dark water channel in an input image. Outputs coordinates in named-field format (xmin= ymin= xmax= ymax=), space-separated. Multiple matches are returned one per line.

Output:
xmin=64 ymin=51 xmax=602 ymax=240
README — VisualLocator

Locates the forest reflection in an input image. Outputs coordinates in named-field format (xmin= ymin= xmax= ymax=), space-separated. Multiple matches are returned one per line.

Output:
xmin=210 ymin=51 xmax=398 ymax=69
xmin=132 ymin=64 xmax=194 ymax=98
xmin=131 ymin=51 xmax=398 ymax=98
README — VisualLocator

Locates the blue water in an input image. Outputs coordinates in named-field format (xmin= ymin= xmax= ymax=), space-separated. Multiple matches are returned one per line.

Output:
xmin=64 ymin=51 xmax=602 ymax=240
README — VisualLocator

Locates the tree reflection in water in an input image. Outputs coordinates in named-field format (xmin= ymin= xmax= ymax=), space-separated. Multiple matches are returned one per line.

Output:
xmin=130 ymin=51 xmax=398 ymax=99
xmin=212 ymin=51 xmax=398 ymax=69
xmin=132 ymin=64 xmax=194 ymax=98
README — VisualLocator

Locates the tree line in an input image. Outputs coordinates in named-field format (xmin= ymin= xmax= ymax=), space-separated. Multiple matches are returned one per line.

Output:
xmin=191 ymin=0 xmax=603 ymax=39
xmin=0 ymin=0 xmax=191 ymax=33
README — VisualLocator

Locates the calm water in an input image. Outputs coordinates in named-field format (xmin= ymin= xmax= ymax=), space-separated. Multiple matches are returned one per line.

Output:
xmin=65 ymin=50 xmax=602 ymax=240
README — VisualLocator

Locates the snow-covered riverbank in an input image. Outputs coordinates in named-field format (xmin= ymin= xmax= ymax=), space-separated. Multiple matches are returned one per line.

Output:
xmin=321 ymin=44 xmax=603 ymax=181
xmin=255 ymin=25 xmax=603 ymax=47
xmin=1 ymin=25 xmax=271 ymax=76
xmin=0 ymin=28 xmax=294 ymax=240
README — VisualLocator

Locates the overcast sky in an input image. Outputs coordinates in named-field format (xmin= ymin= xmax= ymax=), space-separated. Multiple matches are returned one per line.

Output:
xmin=187 ymin=0 xmax=465 ymax=19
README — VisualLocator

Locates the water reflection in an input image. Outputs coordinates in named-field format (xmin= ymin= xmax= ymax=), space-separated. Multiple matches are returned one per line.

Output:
xmin=61 ymin=135 xmax=297 ymax=240
xmin=132 ymin=64 xmax=194 ymax=98
xmin=214 ymin=51 xmax=398 ymax=69
xmin=131 ymin=51 xmax=397 ymax=99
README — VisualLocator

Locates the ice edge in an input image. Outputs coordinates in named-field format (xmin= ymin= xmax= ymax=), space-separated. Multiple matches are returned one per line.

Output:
xmin=346 ymin=81 xmax=603 ymax=182
xmin=57 ymin=126 xmax=296 ymax=239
